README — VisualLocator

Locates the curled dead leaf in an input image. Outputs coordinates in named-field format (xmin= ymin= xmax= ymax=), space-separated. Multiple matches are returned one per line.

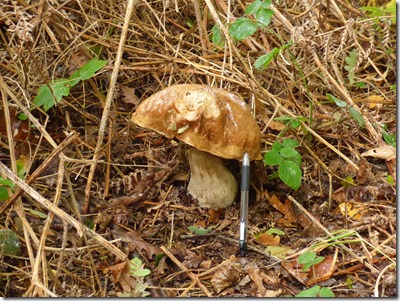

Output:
xmin=211 ymin=259 xmax=241 ymax=293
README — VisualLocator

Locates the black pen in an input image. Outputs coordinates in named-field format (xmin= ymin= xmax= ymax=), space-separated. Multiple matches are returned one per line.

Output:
xmin=239 ymin=152 xmax=250 ymax=257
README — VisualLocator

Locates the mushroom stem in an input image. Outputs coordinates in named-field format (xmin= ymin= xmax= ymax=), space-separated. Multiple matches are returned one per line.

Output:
xmin=187 ymin=147 xmax=238 ymax=209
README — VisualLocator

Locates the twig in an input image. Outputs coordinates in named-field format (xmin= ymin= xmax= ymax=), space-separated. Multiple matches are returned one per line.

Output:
xmin=83 ymin=0 xmax=138 ymax=213
xmin=160 ymin=245 xmax=213 ymax=297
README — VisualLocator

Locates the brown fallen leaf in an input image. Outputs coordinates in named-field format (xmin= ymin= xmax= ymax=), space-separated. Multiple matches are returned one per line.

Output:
xmin=308 ymin=255 xmax=335 ymax=280
xmin=247 ymin=262 xmax=266 ymax=296
xmin=211 ymin=258 xmax=241 ymax=293
xmin=254 ymin=232 xmax=280 ymax=246
xmin=112 ymin=228 xmax=161 ymax=259
xmin=121 ymin=85 xmax=140 ymax=105
xmin=208 ymin=208 xmax=223 ymax=223
xmin=361 ymin=145 xmax=396 ymax=161
xmin=268 ymin=195 xmax=296 ymax=226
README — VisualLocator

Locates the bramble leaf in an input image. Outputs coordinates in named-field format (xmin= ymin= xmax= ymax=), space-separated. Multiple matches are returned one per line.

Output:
xmin=279 ymin=160 xmax=302 ymax=190
xmin=228 ymin=17 xmax=258 ymax=41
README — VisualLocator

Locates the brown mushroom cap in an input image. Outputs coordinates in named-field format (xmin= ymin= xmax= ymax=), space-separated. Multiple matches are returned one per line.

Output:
xmin=131 ymin=84 xmax=262 ymax=160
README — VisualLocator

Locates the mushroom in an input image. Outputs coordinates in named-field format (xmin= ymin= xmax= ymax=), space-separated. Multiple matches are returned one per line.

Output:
xmin=131 ymin=84 xmax=261 ymax=209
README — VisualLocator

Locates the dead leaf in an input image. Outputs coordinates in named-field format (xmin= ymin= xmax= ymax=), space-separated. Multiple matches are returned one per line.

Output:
xmin=194 ymin=219 xmax=207 ymax=228
xmin=182 ymin=250 xmax=203 ymax=269
xmin=268 ymin=120 xmax=286 ymax=131
xmin=103 ymin=261 xmax=133 ymax=291
xmin=268 ymin=195 xmax=296 ymax=226
xmin=361 ymin=145 xmax=396 ymax=161
xmin=112 ymin=228 xmax=161 ymax=259
xmin=121 ymin=86 xmax=140 ymax=105
xmin=247 ymin=262 xmax=266 ymax=296
xmin=308 ymin=255 xmax=335 ymax=280
xmin=336 ymin=202 xmax=368 ymax=220
xmin=265 ymin=246 xmax=295 ymax=260
xmin=211 ymin=259 xmax=241 ymax=293
xmin=209 ymin=208 xmax=223 ymax=223
xmin=255 ymin=232 xmax=280 ymax=246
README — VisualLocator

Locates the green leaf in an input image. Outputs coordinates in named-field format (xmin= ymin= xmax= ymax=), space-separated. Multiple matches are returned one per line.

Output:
xmin=326 ymin=93 xmax=347 ymax=108
xmin=344 ymin=49 xmax=357 ymax=72
xmin=263 ymin=150 xmax=282 ymax=166
xmin=228 ymin=17 xmax=258 ymax=41
xmin=0 ymin=177 xmax=15 ymax=189
xmin=254 ymin=48 xmax=279 ymax=70
xmin=386 ymin=175 xmax=395 ymax=185
xmin=280 ymin=147 xmax=299 ymax=159
xmin=348 ymin=107 xmax=365 ymax=128
xmin=78 ymin=58 xmax=108 ymax=81
xmin=33 ymin=84 xmax=54 ymax=111
xmin=130 ymin=257 xmax=142 ymax=269
xmin=271 ymin=141 xmax=284 ymax=152
xmin=25 ymin=208 xmax=48 ymax=219
xmin=0 ymin=187 xmax=9 ymax=201
xmin=211 ymin=24 xmax=224 ymax=47
xmin=256 ymin=8 xmax=274 ymax=26
xmin=245 ymin=0 xmax=262 ymax=14
xmin=296 ymin=285 xmax=320 ymax=297
xmin=266 ymin=228 xmax=285 ymax=236
xmin=298 ymin=251 xmax=317 ymax=264
xmin=282 ymin=138 xmax=299 ymax=148
xmin=279 ymin=160 xmax=302 ymax=190
xmin=319 ymin=287 xmax=335 ymax=297
xmin=290 ymin=119 xmax=301 ymax=129
xmin=344 ymin=49 xmax=357 ymax=84
xmin=382 ymin=130 xmax=396 ymax=147
xmin=133 ymin=268 xmax=151 ymax=277
xmin=0 ymin=229 xmax=21 ymax=256
xmin=187 ymin=226 xmax=212 ymax=235
xmin=18 ymin=113 xmax=28 ymax=120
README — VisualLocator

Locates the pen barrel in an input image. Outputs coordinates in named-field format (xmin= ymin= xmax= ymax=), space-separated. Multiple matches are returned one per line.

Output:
xmin=240 ymin=165 xmax=250 ymax=192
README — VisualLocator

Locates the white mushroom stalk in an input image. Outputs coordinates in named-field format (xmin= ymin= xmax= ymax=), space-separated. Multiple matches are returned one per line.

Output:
xmin=187 ymin=147 xmax=238 ymax=209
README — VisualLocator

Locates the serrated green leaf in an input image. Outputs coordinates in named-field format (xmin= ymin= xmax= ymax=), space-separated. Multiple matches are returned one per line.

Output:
xmin=33 ymin=84 xmax=53 ymax=110
xmin=271 ymin=141 xmax=284 ymax=152
xmin=256 ymin=8 xmax=274 ymax=26
xmin=245 ymin=0 xmax=262 ymax=14
xmin=266 ymin=228 xmax=285 ymax=236
xmin=263 ymin=150 xmax=282 ymax=166
xmin=279 ymin=160 xmax=302 ymax=190
xmin=280 ymin=147 xmax=298 ymax=159
xmin=228 ymin=17 xmax=258 ymax=41
xmin=282 ymin=138 xmax=299 ymax=148
xmin=348 ymin=107 xmax=365 ymax=128
xmin=78 ymin=58 xmax=108 ymax=81
xmin=187 ymin=226 xmax=211 ymax=235
xmin=0 ymin=229 xmax=21 ymax=256
xmin=326 ymin=93 xmax=347 ymax=108
xmin=254 ymin=48 xmax=279 ymax=70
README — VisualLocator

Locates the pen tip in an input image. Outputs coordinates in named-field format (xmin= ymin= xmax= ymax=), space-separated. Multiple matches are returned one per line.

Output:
xmin=243 ymin=152 xmax=250 ymax=166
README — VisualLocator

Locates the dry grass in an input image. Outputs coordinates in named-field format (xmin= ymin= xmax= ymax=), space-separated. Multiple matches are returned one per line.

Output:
xmin=0 ymin=0 xmax=396 ymax=297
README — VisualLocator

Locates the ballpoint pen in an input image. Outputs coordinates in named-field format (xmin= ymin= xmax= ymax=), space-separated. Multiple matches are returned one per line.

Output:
xmin=239 ymin=152 xmax=250 ymax=257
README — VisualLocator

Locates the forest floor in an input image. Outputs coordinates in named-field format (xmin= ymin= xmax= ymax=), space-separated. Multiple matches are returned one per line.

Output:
xmin=0 ymin=0 xmax=396 ymax=297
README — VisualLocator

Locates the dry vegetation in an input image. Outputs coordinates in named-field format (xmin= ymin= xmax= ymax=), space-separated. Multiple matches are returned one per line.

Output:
xmin=0 ymin=0 xmax=396 ymax=297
